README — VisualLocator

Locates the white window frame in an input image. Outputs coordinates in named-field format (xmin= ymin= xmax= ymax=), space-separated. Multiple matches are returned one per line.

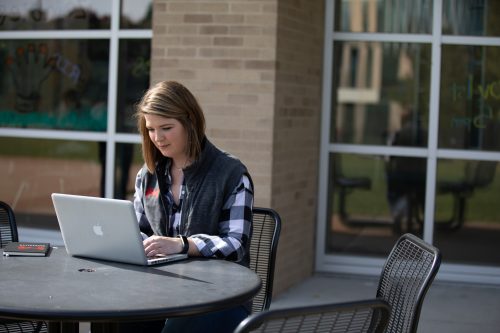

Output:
xmin=316 ymin=0 xmax=500 ymax=284
xmin=0 ymin=0 xmax=149 ymax=198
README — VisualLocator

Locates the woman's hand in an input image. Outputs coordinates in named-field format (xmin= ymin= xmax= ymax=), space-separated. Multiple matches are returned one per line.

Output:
xmin=143 ymin=235 xmax=183 ymax=257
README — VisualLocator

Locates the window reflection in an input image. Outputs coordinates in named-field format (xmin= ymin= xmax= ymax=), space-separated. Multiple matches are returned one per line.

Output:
xmin=327 ymin=153 xmax=424 ymax=256
xmin=0 ymin=0 xmax=111 ymax=30
xmin=334 ymin=0 xmax=432 ymax=34
xmin=385 ymin=155 xmax=426 ymax=233
xmin=440 ymin=45 xmax=500 ymax=151
xmin=435 ymin=158 xmax=500 ymax=265
xmin=114 ymin=143 xmax=142 ymax=200
xmin=0 ymin=137 xmax=103 ymax=230
xmin=120 ymin=0 xmax=152 ymax=29
xmin=0 ymin=39 xmax=109 ymax=131
xmin=332 ymin=42 xmax=430 ymax=146
xmin=443 ymin=0 xmax=500 ymax=37
xmin=116 ymin=39 xmax=151 ymax=133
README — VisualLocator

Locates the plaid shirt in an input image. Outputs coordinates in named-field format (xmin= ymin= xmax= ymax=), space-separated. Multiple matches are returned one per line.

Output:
xmin=134 ymin=172 xmax=253 ymax=262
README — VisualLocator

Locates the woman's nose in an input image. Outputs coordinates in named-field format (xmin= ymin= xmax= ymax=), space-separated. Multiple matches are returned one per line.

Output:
xmin=154 ymin=131 xmax=163 ymax=142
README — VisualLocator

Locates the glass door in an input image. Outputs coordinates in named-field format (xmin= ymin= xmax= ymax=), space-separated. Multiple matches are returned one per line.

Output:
xmin=317 ymin=0 xmax=500 ymax=284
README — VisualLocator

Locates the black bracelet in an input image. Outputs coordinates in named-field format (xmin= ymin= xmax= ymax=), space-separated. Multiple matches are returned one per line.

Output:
xmin=179 ymin=235 xmax=189 ymax=254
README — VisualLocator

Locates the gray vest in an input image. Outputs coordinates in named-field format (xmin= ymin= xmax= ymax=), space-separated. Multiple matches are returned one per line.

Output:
xmin=138 ymin=139 xmax=253 ymax=265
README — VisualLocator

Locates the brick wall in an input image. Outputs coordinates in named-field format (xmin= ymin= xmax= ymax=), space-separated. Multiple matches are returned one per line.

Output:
xmin=151 ymin=0 xmax=324 ymax=296
xmin=271 ymin=0 xmax=324 ymax=293
xmin=151 ymin=0 xmax=278 ymax=206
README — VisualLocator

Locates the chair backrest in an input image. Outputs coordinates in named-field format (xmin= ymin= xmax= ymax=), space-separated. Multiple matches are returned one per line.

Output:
xmin=376 ymin=233 xmax=441 ymax=333
xmin=465 ymin=160 xmax=497 ymax=188
xmin=0 ymin=201 xmax=18 ymax=248
xmin=249 ymin=207 xmax=281 ymax=313
xmin=0 ymin=203 xmax=47 ymax=333
xmin=233 ymin=298 xmax=391 ymax=333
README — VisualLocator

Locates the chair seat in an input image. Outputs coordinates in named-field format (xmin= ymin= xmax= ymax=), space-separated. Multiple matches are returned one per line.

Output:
xmin=336 ymin=176 xmax=371 ymax=189
xmin=234 ymin=298 xmax=390 ymax=333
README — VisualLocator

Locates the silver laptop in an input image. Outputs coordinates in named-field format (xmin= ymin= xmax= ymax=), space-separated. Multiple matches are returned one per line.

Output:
xmin=51 ymin=193 xmax=188 ymax=266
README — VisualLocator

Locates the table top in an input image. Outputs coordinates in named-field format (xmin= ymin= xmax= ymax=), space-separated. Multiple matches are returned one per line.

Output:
xmin=0 ymin=246 xmax=261 ymax=322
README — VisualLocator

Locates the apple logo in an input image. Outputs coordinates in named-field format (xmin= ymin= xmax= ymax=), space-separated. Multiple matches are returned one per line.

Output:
xmin=93 ymin=224 xmax=104 ymax=236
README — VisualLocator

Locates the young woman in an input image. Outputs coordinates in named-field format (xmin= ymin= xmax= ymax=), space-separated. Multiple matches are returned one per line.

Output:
xmin=132 ymin=80 xmax=254 ymax=333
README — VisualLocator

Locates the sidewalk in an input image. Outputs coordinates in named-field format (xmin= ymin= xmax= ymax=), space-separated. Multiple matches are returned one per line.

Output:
xmin=270 ymin=273 xmax=500 ymax=333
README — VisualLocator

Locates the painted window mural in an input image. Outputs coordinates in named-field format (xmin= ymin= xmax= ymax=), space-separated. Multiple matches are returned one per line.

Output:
xmin=0 ymin=0 xmax=152 ymax=132
xmin=0 ymin=0 xmax=111 ymax=30
xmin=0 ymin=0 xmax=151 ymax=235
xmin=0 ymin=39 xmax=109 ymax=131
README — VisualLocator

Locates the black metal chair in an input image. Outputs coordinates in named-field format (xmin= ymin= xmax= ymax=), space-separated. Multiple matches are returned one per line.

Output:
xmin=437 ymin=160 xmax=497 ymax=231
xmin=0 ymin=201 xmax=48 ymax=333
xmin=376 ymin=233 xmax=441 ymax=333
xmin=250 ymin=207 xmax=281 ymax=313
xmin=0 ymin=201 xmax=18 ymax=248
xmin=333 ymin=155 xmax=372 ymax=226
xmin=233 ymin=298 xmax=391 ymax=333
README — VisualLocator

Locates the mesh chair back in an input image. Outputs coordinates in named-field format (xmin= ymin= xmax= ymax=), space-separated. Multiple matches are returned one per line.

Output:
xmin=234 ymin=299 xmax=391 ymax=333
xmin=249 ymin=207 xmax=281 ymax=313
xmin=376 ymin=233 xmax=441 ymax=333
xmin=0 ymin=321 xmax=47 ymax=333
xmin=0 ymin=201 xmax=18 ymax=248
xmin=0 ymin=201 xmax=47 ymax=333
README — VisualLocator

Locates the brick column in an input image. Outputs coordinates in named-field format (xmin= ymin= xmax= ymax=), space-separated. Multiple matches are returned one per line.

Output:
xmin=151 ymin=0 xmax=324 ymax=295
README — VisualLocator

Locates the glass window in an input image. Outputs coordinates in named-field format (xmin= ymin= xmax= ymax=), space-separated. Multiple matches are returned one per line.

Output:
xmin=0 ymin=0 xmax=111 ymax=30
xmin=116 ymin=39 xmax=151 ymax=133
xmin=443 ymin=0 xmax=500 ymax=36
xmin=334 ymin=0 xmax=432 ymax=34
xmin=440 ymin=45 xmax=500 ymax=151
xmin=0 ymin=137 xmax=104 ymax=230
xmin=332 ymin=42 xmax=431 ymax=146
xmin=0 ymin=39 xmax=109 ymax=131
xmin=120 ymin=0 xmax=152 ymax=29
xmin=114 ymin=143 xmax=142 ymax=200
xmin=435 ymin=158 xmax=500 ymax=265
xmin=0 ymin=1 xmax=151 ymax=238
xmin=326 ymin=153 xmax=425 ymax=256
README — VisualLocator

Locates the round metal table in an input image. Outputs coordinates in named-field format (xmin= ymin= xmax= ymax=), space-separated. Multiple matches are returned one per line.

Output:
xmin=0 ymin=247 xmax=261 ymax=332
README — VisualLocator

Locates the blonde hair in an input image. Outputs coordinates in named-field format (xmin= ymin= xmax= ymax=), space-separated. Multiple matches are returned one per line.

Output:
xmin=135 ymin=81 xmax=206 ymax=173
